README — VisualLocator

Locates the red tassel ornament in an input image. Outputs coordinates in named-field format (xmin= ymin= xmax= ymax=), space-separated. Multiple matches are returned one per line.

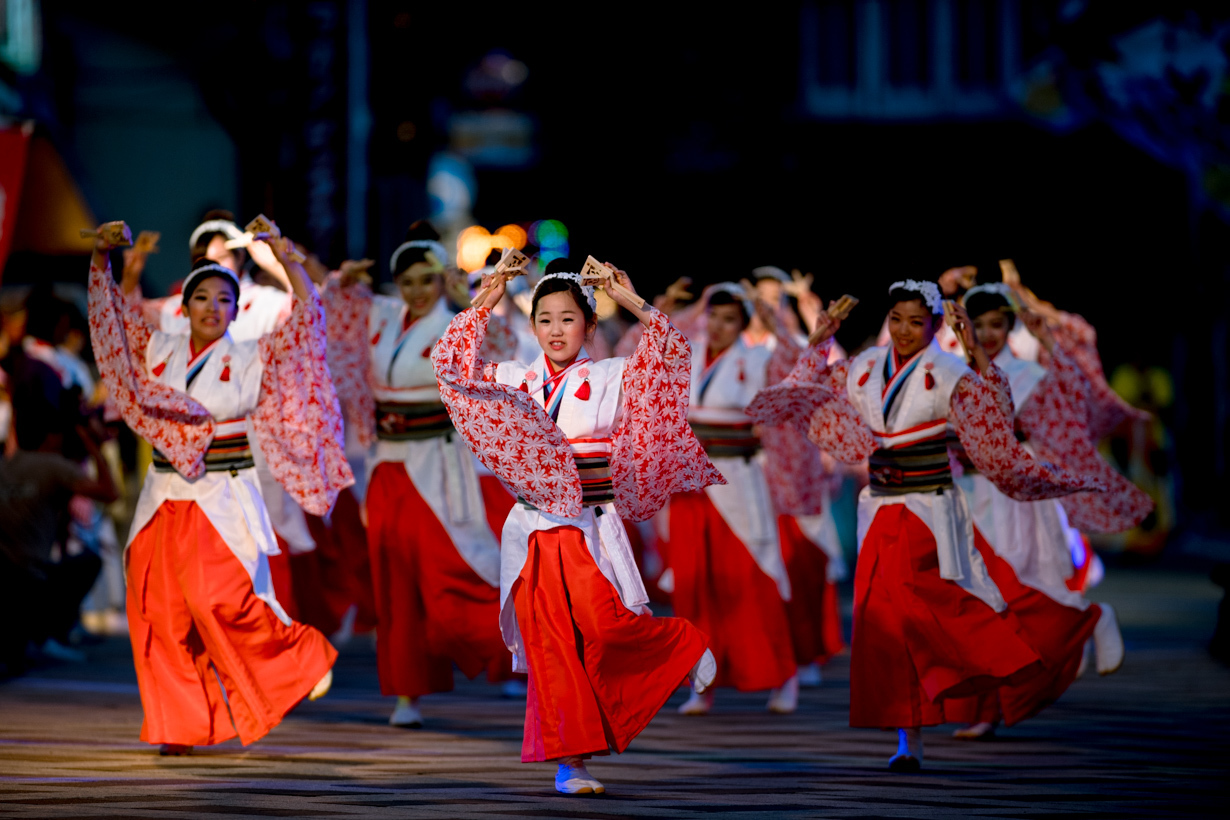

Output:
xmin=421 ymin=345 xmax=433 ymax=358
xmin=220 ymin=355 xmax=231 ymax=382
xmin=574 ymin=379 xmax=591 ymax=400
xmin=925 ymin=372 xmax=935 ymax=390
xmin=858 ymin=371 xmax=870 ymax=387
xmin=152 ymin=359 xmax=169 ymax=377
xmin=519 ymin=381 xmax=529 ymax=393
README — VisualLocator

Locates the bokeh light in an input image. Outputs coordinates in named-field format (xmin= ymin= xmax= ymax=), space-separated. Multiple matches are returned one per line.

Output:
xmin=456 ymin=223 xmax=530 ymax=272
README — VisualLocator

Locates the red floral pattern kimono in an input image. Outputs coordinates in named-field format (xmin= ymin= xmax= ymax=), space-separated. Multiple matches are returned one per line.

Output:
xmin=89 ymin=259 xmax=351 ymax=747
xmin=433 ymin=306 xmax=722 ymax=762
xmin=749 ymin=339 xmax=1101 ymax=728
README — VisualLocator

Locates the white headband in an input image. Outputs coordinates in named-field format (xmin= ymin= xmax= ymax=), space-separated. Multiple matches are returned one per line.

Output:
xmin=889 ymin=279 xmax=943 ymax=314
xmin=181 ymin=263 xmax=241 ymax=303
xmin=188 ymin=219 xmax=244 ymax=250
xmin=390 ymin=239 xmax=449 ymax=273
xmin=708 ymin=281 xmax=755 ymax=318
xmin=962 ymin=282 xmax=1018 ymax=306
xmin=751 ymin=265 xmax=790 ymax=284
xmin=532 ymin=272 xmax=597 ymax=312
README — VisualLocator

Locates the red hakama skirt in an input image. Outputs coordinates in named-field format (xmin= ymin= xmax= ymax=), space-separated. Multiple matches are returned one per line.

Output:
xmin=778 ymin=515 xmax=845 ymax=666
xmin=126 ymin=500 xmax=337 ymax=746
xmin=850 ymin=504 xmax=1042 ymax=729
xmin=668 ymin=491 xmax=796 ymax=692
xmin=367 ymin=462 xmax=512 ymax=698
xmin=515 ymin=525 xmax=707 ymax=762
xmin=945 ymin=528 xmax=1101 ymax=726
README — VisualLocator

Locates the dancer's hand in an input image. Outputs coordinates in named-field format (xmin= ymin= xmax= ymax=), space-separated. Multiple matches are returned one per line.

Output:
xmin=444 ymin=268 xmax=472 ymax=309
xmin=338 ymin=259 xmax=375 ymax=288
xmin=809 ymin=308 xmax=840 ymax=346
xmin=472 ymin=271 xmax=507 ymax=311
xmin=1020 ymin=309 xmax=1055 ymax=353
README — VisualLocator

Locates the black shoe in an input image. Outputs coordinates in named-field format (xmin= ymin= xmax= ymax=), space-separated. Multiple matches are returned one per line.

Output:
xmin=888 ymin=754 xmax=921 ymax=772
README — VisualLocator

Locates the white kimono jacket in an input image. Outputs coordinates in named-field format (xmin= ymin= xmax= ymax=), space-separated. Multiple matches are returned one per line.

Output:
xmin=956 ymin=346 xmax=1087 ymax=610
xmin=366 ymin=295 xmax=501 ymax=587
xmin=687 ymin=337 xmax=790 ymax=600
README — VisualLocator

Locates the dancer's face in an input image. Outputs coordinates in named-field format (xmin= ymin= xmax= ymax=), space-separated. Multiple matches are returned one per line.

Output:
xmin=972 ymin=309 xmax=1011 ymax=359
xmin=205 ymin=235 xmax=241 ymax=273
xmin=533 ymin=291 xmax=591 ymax=368
xmin=887 ymin=299 xmax=935 ymax=359
xmin=187 ymin=277 xmax=237 ymax=346
xmin=706 ymin=304 xmax=745 ymax=354
xmin=397 ymin=263 xmax=444 ymax=319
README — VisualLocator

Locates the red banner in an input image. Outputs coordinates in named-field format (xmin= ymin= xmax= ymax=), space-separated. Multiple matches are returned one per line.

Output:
xmin=0 ymin=124 xmax=34 ymax=286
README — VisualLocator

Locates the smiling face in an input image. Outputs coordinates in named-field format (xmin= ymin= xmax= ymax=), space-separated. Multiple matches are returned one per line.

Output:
xmin=706 ymin=303 xmax=746 ymax=355
xmin=396 ymin=262 xmax=444 ymax=319
xmin=886 ymin=298 xmax=936 ymax=359
xmin=972 ymin=308 xmax=1011 ymax=359
xmin=533 ymin=290 xmax=592 ymax=368
xmin=186 ymin=276 xmax=238 ymax=347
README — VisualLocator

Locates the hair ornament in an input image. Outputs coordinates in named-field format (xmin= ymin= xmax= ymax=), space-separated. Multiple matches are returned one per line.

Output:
xmin=709 ymin=281 xmax=755 ymax=318
xmin=390 ymin=239 xmax=450 ymax=274
xmin=189 ymin=219 xmax=245 ymax=250
xmin=888 ymin=279 xmax=943 ymax=315
xmin=532 ymin=271 xmax=598 ymax=312
xmin=181 ymin=263 xmax=241 ymax=304
xmin=961 ymin=282 xmax=1020 ymax=311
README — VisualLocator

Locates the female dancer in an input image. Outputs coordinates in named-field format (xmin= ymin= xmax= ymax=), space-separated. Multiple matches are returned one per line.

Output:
xmin=749 ymin=280 xmax=1100 ymax=770
xmin=87 ymin=221 xmax=350 ymax=755
xmin=945 ymin=284 xmax=1146 ymax=737
xmin=668 ymin=284 xmax=797 ymax=715
xmin=321 ymin=221 xmax=513 ymax=727
xmin=432 ymin=259 xmax=719 ymax=795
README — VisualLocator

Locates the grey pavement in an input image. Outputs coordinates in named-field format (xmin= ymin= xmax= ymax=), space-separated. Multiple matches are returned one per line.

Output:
xmin=1 ymin=566 xmax=1227 ymax=819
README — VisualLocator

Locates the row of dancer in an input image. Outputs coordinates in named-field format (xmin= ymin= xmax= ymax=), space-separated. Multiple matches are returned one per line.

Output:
xmin=85 ymin=213 xmax=1149 ymax=792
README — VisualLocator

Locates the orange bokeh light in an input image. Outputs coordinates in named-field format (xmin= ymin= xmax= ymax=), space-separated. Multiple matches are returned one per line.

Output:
xmin=455 ymin=223 xmax=529 ymax=272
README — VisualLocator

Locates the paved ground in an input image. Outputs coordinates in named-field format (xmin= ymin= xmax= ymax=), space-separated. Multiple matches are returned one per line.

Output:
xmin=1 ymin=566 xmax=1227 ymax=819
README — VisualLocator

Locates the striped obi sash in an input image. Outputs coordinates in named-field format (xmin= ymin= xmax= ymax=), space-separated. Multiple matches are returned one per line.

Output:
xmin=868 ymin=418 xmax=952 ymax=495
xmin=689 ymin=419 xmax=760 ymax=460
xmin=375 ymin=401 xmax=455 ymax=441
xmin=153 ymin=418 xmax=253 ymax=475
xmin=519 ymin=438 xmax=614 ymax=510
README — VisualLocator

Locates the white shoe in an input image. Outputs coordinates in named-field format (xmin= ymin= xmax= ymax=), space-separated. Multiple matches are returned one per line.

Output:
xmin=501 ymin=679 xmax=528 ymax=698
xmin=678 ymin=690 xmax=713 ymax=715
xmin=952 ymin=721 xmax=997 ymax=740
xmin=1076 ymin=638 xmax=1092 ymax=678
xmin=688 ymin=648 xmax=716 ymax=694
xmin=1093 ymin=603 xmax=1125 ymax=675
xmin=797 ymin=663 xmax=823 ymax=687
xmin=555 ymin=758 xmax=604 ymax=794
xmin=389 ymin=697 xmax=423 ymax=727
xmin=308 ymin=669 xmax=333 ymax=701
xmin=766 ymin=674 xmax=799 ymax=714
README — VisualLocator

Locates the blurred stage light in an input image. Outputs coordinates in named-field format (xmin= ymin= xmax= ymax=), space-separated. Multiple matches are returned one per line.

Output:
xmin=496 ymin=224 xmax=527 ymax=249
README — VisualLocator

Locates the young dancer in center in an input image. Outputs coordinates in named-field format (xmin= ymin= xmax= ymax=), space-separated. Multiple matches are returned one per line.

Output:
xmin=432 ymin=258 xmax=720 ymax=795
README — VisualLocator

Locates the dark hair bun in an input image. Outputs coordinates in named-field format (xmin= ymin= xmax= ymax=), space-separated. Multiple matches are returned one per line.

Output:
xmin=963 ymin=290 xmax=1016 ymax=328
xmin=404 ymin=220 xmax=440 ymax=243
xmin=543 ymin=257 xmax=577 ymax=276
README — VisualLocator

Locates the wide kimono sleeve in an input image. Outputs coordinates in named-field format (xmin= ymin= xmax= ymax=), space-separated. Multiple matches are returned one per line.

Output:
xmin=87 ymin=259 xmax=215 ymax=478
xmin=747 ymin=341 xmax=876 ymax=465
xmin=951 ymin=364 xmax=1103 ymax=502
xmin=1050 ymin=311 xmax=1148 ymax=440
xmin=610 ymin=309 xmax=725 ymax=522
xmin=432 ymin=307 xmax=582 ymax=517
xmin=759 ymin=331 xmax=829 ymax=515
xmin=252 ymin=286 xmax=354 ymax=515
xmin=1017 ymin=348 xmax=1154 ymax=532
xmin=320 ymin=273 xmax=376 ymax=447
xmin=479 ymin=310 xmax=519 ymax=362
